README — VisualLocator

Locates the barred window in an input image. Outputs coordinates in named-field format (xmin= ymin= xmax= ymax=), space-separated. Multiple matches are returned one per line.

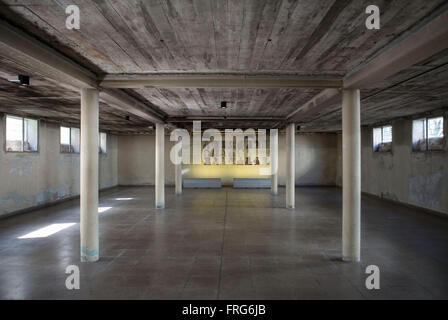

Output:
xmin=6 ymin=115 xmax=38 ymax=152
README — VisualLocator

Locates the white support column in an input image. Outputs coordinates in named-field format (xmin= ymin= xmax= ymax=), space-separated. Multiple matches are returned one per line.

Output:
xmin=175 ymin=150 xmax=182 ymax=195
xmin=80 ymin=88 xmax=99 ymax=262
xmin=342 ymin=89 xmax=361 ymax=262
xmin=155 ymin=123 xmax=165 ymax=208
xmin=270 ymin=129 xmax=278 ymax=195
xmin=286 ymin=123 xmax=295 ymax=208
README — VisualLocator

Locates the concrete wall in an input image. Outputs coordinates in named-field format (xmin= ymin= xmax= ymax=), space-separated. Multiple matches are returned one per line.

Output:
xmin=360 ymin=118 xmax=448 ymax=215
xmin=336 ymin=133 xmax=343 ymax=186
xmin=4 ymin=115 xmax=445 ymax=216
xmin=0 ymin=117 xmax=118 ymax=217
xmin=287 ymin=133 xmax=339 ymax=186
xmin=118 ymin=134 xmax=175 ymax=186
xmin=336 ymin=116 xmax=448 ymax=215
xmin=118 ymin=132 xmax=339 ymax=187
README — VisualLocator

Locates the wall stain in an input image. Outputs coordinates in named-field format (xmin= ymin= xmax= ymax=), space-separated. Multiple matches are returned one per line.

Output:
xmin=408 ymin=170 xmax=445 ymax=210
xmin=8 ymin=157 xmax=34 ymax=176
xmin=0 ymin=185 xmax=72 ymax=215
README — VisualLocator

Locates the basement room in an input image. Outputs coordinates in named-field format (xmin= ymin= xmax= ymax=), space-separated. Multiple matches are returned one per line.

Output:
xmin=0 ymin=0 xmax=447 ymax=304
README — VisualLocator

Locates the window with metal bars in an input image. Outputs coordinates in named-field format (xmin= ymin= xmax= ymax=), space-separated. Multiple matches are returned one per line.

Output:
xmin=373 ymin=125 xmax=392 ymax=152
xmin=412 ymin=117 xmax=445 ymax=151
xmin=5 ymin=115 xmax=38 ymax=152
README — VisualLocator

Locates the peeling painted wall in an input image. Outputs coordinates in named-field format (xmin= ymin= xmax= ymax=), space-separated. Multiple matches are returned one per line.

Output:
xmin=336 ymin=117 xmax=448 ymax=215
xmin=118 ymin=133 xmax=339 ymax=187
xmin=0 ymin=118 xmax=118 ymax=217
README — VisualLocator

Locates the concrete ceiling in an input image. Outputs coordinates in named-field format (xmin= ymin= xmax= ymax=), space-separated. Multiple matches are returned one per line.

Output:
xmin=0 ymin=0 xmax=447 ymax=132
xmin=0 ymin=54 xmax=161 ymax=133
xmin=302 ymin=48 xmax=448 ymax=131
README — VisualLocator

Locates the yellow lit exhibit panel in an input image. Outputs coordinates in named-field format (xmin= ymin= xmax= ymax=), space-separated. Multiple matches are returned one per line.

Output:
xmin=180 ymin=134 xmax=272 ymax=185
xmin=183 ymin=164 xmax=271 ymax=186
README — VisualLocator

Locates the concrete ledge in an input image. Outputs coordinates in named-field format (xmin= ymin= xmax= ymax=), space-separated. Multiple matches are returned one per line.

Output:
xmin=233 ymin=178 xmax=271 ymax=189
xmin=0 ymin=185 xmax=120 ymax=220
xmin=361 ymin=190 xmax=448 ymax=219
xmin=184 ymin=178 xmax=222 ymax=189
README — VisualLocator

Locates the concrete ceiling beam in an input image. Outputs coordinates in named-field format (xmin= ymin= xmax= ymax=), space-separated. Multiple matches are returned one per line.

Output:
xmin=167 ymin=116 xmax=284 ymax=122
xmin=99 ymin=73 xmax=343 ymax=89
xmin=0 ymin=20 xmax=96 ymax=89
xmin=286 ymin=88 xmax=341 ymax=123
xmin=100 ymin=89 xmax=165 ymax=124
xmin=288 ymin=8 xmax=448 ymax=126
xmin=344 ymin=8 xmax=448 ymax=89
xmin=0 ymin=20 xmax=165 ymax=125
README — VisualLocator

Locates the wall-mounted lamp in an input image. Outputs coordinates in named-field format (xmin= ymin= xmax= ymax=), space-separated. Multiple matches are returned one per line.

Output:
xmin=221 ymin=101 xmax=227 ymax=109
xmin=8 ymin=75 xmax=29 ymax=86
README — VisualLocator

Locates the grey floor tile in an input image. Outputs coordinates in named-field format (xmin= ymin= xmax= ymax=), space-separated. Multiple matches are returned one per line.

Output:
xmin=0 ymin=186 xmax=447 ymax=299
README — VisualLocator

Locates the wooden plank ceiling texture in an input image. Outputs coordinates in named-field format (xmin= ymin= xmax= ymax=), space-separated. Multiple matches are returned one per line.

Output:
xmin=0 ymin=0 xmax=447 ymax=132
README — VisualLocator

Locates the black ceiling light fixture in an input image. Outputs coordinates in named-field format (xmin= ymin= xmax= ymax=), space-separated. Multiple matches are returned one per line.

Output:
xmin=220 ymin=101 xmax=227 ymax=109
xmin=8 ymin=75 xmax=29 ymax=86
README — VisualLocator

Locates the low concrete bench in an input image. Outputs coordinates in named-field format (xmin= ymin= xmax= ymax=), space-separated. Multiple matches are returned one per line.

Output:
xmin=183 ymin=178 xmax=222 ymax=189
xmin=233 ymin=178 xmax=271 ymax=189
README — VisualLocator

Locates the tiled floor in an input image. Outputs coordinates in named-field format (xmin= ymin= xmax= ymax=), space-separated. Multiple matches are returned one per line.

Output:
xmin=0 ymin=186 xmax=447 ymax=299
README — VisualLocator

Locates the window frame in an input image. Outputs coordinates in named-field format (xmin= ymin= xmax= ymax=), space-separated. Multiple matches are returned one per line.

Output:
xmin=412 ymin=116 xmax=445 ymax=152
xmin=372 ymin=124 xmax=393 ymax=153
xmin=4 ymin=114 xmax=40 ymax=153
xmin=60 ymin=126 xmax=80 ymax=154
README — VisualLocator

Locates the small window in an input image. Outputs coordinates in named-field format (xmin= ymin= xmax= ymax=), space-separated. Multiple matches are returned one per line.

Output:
xmin=413 ymin=116 xmax=444 ymax=151
xmin=428 ymin=117 xmax=444 ymax=138
xmin=5 ymin=115 xmax=38 ymax=152
xmin=99 ymin=132 xmax=107 ymax=154
xmin=60 ymin=126 xmax=80 ymax=153
xmin=71 ymin=128 xmax=80 ymax=153
xmin=373 ymin=125 xmax=392 ymax=152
